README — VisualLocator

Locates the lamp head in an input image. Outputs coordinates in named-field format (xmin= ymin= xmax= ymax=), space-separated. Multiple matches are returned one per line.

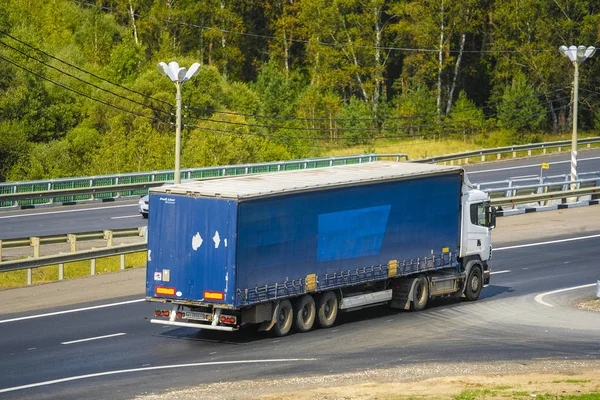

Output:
xmin=157 ymin=61 xmax=201 ymax=83
xmin=559 ymin=45 xmax=596 ymax=63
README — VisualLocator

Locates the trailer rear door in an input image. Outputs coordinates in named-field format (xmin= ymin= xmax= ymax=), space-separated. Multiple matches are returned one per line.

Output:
xmin=146 ymin=194 xmax=237 ymax=306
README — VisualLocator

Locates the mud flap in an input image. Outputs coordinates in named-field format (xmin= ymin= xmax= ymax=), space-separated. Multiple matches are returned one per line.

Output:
xmin=258 ymin=302 xmax=279 ymax=332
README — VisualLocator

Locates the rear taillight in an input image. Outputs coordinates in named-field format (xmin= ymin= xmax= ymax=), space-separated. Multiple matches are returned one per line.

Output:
xmin=219 ymin=315 xmax=237 ymax=325
xmin=155 ymin=309 xmax=170 ymax=317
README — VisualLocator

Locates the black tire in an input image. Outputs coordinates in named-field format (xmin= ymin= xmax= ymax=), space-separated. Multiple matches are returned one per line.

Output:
xmin=411 ymin=275 xmax=429 ymax=311
xmin=317 ymin=291 xmax=338 ymax=329
xmin=142 ymin=213 xmax=148 ymax=219
xmin=273 ymin=299 xmax=293 ymax=337
xmin=294 ymin=295 xmax=316 ymax=333
xmin=464 ymin=266 xmax=482 ymax=301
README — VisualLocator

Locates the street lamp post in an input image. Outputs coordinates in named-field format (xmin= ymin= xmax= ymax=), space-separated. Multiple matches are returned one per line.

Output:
xmin=558 ymin=45 xmax=596 ymax=189
xmin=157 ymin=61 xmax=201 ymax=184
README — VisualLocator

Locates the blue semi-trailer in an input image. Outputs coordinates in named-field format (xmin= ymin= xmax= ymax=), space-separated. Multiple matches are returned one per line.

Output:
xmin=146 ymin=161 xmax=495 ymax=336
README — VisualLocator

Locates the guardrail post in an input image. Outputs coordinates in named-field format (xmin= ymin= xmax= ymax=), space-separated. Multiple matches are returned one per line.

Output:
xmin=29 ymin=236 xmax=40 ymax=285
xmin=0 ymin=240 xmax=2 ymax=262
xmin=104 ymin=230 xmax=114 ymax=247
xmin=91 ymin=259 xmax=96 ymax=276
xmin=497 ymin=153 xmax=501 ymax=160
xmin=528 ymin=150 xmax=532 ymax=156
xmin=30 ymin=237 xmax=40 ymax=259
xmin=512 ymin=151 xmax=516 ymax=158
xmin=120 ymin=254 xmax=125 ymax=270
xmin=58 ymin=263 xmax=64 ymax=280
xmin=558 ymin=146 xmax=562 ymax=152
xmin=68 ymin=234 xmax=77 ymax=252
xmin=481 ymin=155 xmax=485 ymax=162
xmin=543 ymin=148 xmax=547 ymax=154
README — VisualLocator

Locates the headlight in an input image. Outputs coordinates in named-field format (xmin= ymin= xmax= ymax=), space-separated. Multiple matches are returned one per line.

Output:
xmin=138 ymin=198 xmax=145 ymax=205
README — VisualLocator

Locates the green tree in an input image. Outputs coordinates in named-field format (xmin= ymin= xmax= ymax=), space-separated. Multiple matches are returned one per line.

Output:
xmin=496 ymin=75 xmax=546 ymax=142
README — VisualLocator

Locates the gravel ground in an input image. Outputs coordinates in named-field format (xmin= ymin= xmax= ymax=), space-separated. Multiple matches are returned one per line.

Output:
xmin=136 ymin=360 xmax=600 ymax=400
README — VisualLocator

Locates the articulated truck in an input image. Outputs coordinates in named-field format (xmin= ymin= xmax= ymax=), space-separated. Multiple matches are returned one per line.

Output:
xmin=146 ymin=161 xmax=495 ymax=336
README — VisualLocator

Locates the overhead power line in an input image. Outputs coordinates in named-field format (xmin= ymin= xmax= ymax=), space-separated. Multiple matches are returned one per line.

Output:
xmin=0 ymin=39 xmax=172 ymax=118
xmin=0 ymin=29 xmax=172 ymax=109
xmin=185 ymin=87 xmax=570 ymax=123
xmin=183 ymin=103 xmax=570 ymax=140
xmin=0 ymin=53 xmax=170 ymax=126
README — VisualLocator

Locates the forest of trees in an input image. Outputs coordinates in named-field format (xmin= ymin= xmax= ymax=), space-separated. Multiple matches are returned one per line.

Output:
xmin=0 ymin=0 xmax=599 ymax=182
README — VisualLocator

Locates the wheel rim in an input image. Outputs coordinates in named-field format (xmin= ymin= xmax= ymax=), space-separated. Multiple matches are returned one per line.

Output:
xmin=301 ymin=304 xmax=310 ymax=323
xmin=416 ymin=282 xmax=424 ymax=302
xmin=471 ymin=274 xmax=480 ymax=292
xmin=278 ymin=307 xmax=288 ymax=325
xmin=324 ymin=299 xmax=334 ymax=319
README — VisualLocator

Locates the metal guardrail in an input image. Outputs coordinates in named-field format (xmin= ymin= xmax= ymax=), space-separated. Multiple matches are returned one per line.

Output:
xmin=490 ymin=187 xmax=599 ymax=207
xmin=414 ymin=136 xmax=600 ymax=164
xmin=0 ymin=227 xmax=146 ymax=285
xmin=0 ymin=154 xmax=408 ymax=209
xmin=0 ymin=242 xmax=146 ymax=273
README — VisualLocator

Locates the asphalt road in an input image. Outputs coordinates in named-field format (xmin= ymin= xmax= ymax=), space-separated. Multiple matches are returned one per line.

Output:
xmin=0 ymin=227 xmax=598 ymax=399
xmin=1 ymin=148 xmax=600 ymax=239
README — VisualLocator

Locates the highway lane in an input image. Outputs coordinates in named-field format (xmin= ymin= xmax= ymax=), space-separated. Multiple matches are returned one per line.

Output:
xmin=1 ymin=232 xmax=599 ymax=399
xmin=464 ymin=147 xmax=600 ymax=184
xmin=2 ymin=149 xmax=600 ymax=239
xmin=0 ymin=201 xmax=142 ymax=240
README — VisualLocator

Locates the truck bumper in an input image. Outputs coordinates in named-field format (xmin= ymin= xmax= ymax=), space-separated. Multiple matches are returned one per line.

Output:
xmin=150 ymin=319 xmax=238 ymax=331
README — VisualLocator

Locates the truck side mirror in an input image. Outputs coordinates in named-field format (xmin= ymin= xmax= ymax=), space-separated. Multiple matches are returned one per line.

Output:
xmin=489 ymin=206 xmax=497 ymax=229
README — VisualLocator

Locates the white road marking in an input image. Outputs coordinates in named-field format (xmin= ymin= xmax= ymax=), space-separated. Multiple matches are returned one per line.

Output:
xmin=0 ymin=358 xmax=316 ymax=394
xmin=467 ymin=155 xmax=600 ymax=174
xmin=510 ymin=175 xmax=537 ymax=179
xmin=0 ymin=299 xmax=145 ymax=324
xmin=110 ymin=215 xmax=141 ymax=219
xmin=491 ymin=270 xmax=511 ymax=275
xmin=534 ymin=283 xmax=596 ymax=307
xmin=495 ymin=234 xmax=600 ymax=251
xmin=0 ymin=204 xmax=136 ymax=219
xmin=61 ymin=333 xmax=126 ymax=345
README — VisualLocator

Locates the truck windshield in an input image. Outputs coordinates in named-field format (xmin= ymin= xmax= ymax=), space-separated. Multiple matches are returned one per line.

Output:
xmin=470 ymin=201 xmax=492 ymax=228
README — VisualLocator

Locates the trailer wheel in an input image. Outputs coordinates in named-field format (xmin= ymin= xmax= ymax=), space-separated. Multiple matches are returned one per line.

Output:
xmin=273 ymin=299 xmax=293 ymax=337
xmin=294 ymin=295 xmax=316 ymax=333
xmin=317 ymin=291 xmax=338 ymax=328
xmin=411 ymin=275 xmax=429 ymax=312
xmin=464 ymin=266 xmax=482 ymax=301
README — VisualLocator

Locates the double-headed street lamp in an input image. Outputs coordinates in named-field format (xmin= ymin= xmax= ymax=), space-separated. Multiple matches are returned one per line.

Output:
xmin=558 ymin=45 xmax=596 ymax=189
xmin=157 ymin=61 xmax=201 ymax=184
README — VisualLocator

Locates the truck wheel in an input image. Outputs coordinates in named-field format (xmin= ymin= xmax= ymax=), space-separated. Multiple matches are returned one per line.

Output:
xmin=273 ymin=299 xmax=293 ymax=337
xmin=294 ymin=295 xmax=316 ymax=333
xmin=411 ymin=275 xmax=429 ymax=312
xmin=464 ymin=266 xmax=482 ymax=301
xmin=317 ymin=291 xmax=338 ymax=328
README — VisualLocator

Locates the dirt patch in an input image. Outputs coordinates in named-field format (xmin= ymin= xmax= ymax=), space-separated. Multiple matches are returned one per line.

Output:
xmin=137 ymin=360 xmax=600 ymax=400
